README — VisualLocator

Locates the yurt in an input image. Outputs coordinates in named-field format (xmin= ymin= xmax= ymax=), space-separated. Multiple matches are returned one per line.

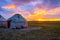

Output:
xmin=0 ymin=15 xmax=7 ymax=28
xmin=8 ymin=14 xmax=28 ymax=29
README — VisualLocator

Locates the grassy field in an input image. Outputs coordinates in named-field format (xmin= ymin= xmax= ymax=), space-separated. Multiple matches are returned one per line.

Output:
xmin=0 ymin=21 xmax=60 ymax=40
xmin=28 ymin=21 xmax=60 ymax=27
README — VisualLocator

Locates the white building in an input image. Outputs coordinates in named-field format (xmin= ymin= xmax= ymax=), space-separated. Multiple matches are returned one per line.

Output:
xmin=8 ymin=14 xmax=28 ymax=29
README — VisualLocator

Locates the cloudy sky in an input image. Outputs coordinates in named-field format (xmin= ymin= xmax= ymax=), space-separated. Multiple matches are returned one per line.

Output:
xmin=0 ymin=0 xmax=60 ymax=21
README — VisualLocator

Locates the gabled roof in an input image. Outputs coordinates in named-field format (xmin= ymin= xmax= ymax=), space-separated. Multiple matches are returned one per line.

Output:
xmin=0 ymin=15 xmax=6 ymax=21
xmin=8 ymin=14 xmax=26 ymax=22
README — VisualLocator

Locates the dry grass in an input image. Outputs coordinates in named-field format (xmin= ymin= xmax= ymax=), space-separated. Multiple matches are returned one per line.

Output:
xmin=28 ymin=21 xmax=60 ymax=27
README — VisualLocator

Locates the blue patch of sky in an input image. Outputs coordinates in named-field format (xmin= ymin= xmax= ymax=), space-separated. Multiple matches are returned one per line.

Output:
xmin=5 ymin=0 xmax=12 ymax=3
xmin=20 ymin=3 xmax=34 ymax=10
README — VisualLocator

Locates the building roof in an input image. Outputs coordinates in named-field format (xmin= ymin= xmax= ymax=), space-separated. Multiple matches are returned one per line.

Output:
xmin=8 ymin=14 xmax=26 ymax=22
xmin=0 ymin=15 xmax=6 ymax=21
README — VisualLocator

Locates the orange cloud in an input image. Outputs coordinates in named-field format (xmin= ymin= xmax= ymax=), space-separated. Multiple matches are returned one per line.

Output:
xmin=26 ymin=7 xmax=60 ymax=21
xmin=26 ymin=8 xmax=47 ymax=21
xmin=6 ymin=6 xmax=60 ymax=21
xmin=2 ymin=4 xmax=16 ymax=9
xmin=33 ymin=8 xmax=47 ymax=15
xmin=47 ymin=7 xmax=60 ymax=15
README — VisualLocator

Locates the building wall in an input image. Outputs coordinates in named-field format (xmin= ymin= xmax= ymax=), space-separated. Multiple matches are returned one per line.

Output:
xmin=10 ymin=21 xmax=27 ymax=28
xmin=0 ymin=21 xmax=28 ymax=28
xmin=0 ymin=21 xmax=8 ymax=28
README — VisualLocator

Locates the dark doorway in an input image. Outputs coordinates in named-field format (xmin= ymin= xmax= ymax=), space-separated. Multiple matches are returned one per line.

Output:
xmin=8 ymin=20 xmax=11 ymax=28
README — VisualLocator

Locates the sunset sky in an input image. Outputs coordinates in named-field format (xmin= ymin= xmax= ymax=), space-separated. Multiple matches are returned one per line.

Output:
xmin=0 ymin=0 xmax=60 ymax=21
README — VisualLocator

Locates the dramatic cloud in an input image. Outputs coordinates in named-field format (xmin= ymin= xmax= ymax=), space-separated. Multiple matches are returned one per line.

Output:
xmin=44 ymin=7 xmax=60 ymax=18
xmin=12 ymin=0 xmax=42 ymax=5
xmin=2 ymin=4 xmax=16 ymax=9
xmin=0 ymin=0 xmax=60 ymax=21
xmin=25 ymin=7 xmax=60 ymax=21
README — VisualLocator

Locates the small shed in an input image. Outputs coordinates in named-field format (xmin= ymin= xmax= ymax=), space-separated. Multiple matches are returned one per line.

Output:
xmin=8 ymin=14 xmax=28 ymax=29
xmin=0 ymin=15 xmax=8 ymax=28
